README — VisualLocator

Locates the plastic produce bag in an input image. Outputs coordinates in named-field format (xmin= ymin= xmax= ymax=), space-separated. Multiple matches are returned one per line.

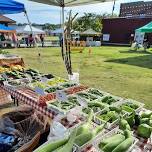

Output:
xmin=8 ymin=114 xmax=44 ymax=151
xmin=0 ymin=106 xmax=48 ymax=151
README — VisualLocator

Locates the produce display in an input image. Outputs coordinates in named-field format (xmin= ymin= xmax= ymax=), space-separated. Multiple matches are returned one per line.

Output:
xmin=0 ymin=65 xmax=24 ymax=73
xmin=95 ymin=107 xmax=126 ymax=128
xmin=77 ymin=92 xmax=98 ymax=102
xmin=87 ymin=88 xmax=105 ymax=98
xmin=98 ymin=95 xmax=121 ymax=106
xmin=65 ymin=85 xmax=89 ymax=94
xmin=47 ymin=96 xmax=80 ymax=113
xmin=0 ymin=66 xmax=9 ymax=73
xmin=25 ymin=68 xmax=41 ymax=77
xmin=47 ymin=77 xmax=67 ymax=86
xmin=73 ymin=111 xmax=105 ymax=150
xmin=120 ymin=100 xmax=143 ymax=114
xmin=31 ymin=81 xmax=48 ymax=89
xmin=42 ymin=74 xmax=54 ymax=79
xmin=98 ymin=128 xmax=136 ymax=152
xmin=132 ymin=110 xmax=152 ymax=138
xmin=61 ymin=83 xmax=77 ymax=88
xmin=82 ymin=101 xmax=106 ymax=115
xmin=7 ymin=80 xmax=22 ymax=87
xmin=45 ymin=86 xmax=64 ymax=93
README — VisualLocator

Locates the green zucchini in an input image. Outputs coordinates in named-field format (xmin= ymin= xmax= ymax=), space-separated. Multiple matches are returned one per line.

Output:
xmin=112 ymin=137 xmax=133 ymax=152
xmin=99 ymin=134 xmax=125 ymax=149
xmin=119 ymin=119 xmax=131 ymax=131
xmin=102 ymin=135 xmax=125 ymax=152
xmin=76 ymin=109 xmax=93 ymax=136
xmin=74 ymin=131 xmax=93 ymax=147
xmin=121 ymin=105 xmax=135 ymax=114
xmin=57 ymin=128 xmax=77 ymax=152
xmin=124 ymin=130 xmax=132 ymax=139
xmin=34 ymin=138 xmax=68 ymax=152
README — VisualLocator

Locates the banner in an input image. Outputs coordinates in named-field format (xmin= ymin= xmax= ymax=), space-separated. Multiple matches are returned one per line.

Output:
xmin=134 ymin=32 xmax=145 ymax=45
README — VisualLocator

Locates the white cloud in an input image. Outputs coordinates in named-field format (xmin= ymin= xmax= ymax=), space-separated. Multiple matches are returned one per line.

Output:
xmin=6 ymin=0 xmax=152 ymax=24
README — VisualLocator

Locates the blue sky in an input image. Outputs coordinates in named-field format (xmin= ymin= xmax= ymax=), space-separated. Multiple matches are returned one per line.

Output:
xmin=6 ymin=0 xmax=152 ymax=24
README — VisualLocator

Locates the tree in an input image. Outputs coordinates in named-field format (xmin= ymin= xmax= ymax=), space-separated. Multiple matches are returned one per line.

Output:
xmin=72 ymin=13 xmax=118 ymax=32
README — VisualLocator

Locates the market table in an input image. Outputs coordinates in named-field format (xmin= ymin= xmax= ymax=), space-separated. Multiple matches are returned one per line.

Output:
xmin=1 ymin=83 xmax=151 ymax=152
xmin=0 ymin=54 xmax=24 ymax=66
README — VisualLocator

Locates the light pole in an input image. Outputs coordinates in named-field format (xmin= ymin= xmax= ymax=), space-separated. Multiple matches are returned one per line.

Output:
xmin=112 ymin=0 xmax=116 ymax=16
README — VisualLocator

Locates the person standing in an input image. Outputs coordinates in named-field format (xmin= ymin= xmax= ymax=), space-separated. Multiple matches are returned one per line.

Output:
xmin=12 ymin=33 xmax=18 ymax=48
xmin=28 ymin=34 xmax=34 ymax=47
xmin=40 ymin=34 xmax=44 ymax=47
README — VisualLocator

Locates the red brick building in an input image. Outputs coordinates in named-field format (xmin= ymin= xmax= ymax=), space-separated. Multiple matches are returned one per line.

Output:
xmin=102 ymin=1 xmax=152 ymax=45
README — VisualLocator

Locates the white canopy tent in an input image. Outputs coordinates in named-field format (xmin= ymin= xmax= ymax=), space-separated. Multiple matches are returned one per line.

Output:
xmin=81 ymin=29 xmax=101 ymax=35
xmin=29 ymin=0 xmax=116 ymax=75
xmin=17 ymin=25 xmax=45 ymax=35
xmin=51 ymin=28 xmax=63 ymax=34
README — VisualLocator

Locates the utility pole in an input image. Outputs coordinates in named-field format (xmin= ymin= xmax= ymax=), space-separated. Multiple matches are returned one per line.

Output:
xmin=112 ymin=0 xmax=116 ymax=16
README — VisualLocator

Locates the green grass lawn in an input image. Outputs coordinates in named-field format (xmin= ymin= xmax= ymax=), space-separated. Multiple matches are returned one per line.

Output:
xmin=5 ymin=46 xmax=152 ymax=109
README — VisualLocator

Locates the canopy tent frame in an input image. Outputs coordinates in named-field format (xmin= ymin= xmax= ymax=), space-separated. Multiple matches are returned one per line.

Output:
xmin=0 ymin=0 xmax=35 ymax=43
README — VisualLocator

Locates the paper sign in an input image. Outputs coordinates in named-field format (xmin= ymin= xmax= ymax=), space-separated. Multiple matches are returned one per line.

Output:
xmin=134 ymin=32 xmax=145 ymax=45
xmin=103 ymin=34 xmax=110 ymax=41
xmin=56 ymin=90 xmax=67 ymax=102
xmin=34 ymin=87 xmax=45 ymax=96
xmin=77 ymin=96 xmax=88 ymax=108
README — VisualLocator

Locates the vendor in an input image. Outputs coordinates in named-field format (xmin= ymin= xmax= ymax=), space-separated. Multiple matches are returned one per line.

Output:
xmin=0 ymin=33 xmax=6 ymax=41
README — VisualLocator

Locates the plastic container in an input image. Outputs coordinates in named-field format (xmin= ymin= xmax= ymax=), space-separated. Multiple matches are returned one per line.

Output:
xmin=94 ymin=127 xmax=139 ymax=152
xmin=94 ymin=107 xmax=127 ymax=129
xmin=74 ymin=123 xmax=106 ymax=152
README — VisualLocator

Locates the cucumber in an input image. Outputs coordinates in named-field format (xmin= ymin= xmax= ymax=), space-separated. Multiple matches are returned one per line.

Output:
xmin=109 ymin=106 xmax=122 ymax=113
xmin=124 ymin=130 xmax=132 ymax=139
xmin=102 ymin=135 xmax=125 ymax=152
xmin=121 ymin=105 xmax=135 ymax=114
xmin=119 ymin=119 xmax=131 ymax=131
xmin=34 ymin=138 xmax=68 ymax=152
xmin=140 ymin=118 xmax=150 ymax=125
xmin=112 ymin=137 xmax=133 ymax=152
xmin=57 ymin=128 xmax=77 ymax=152
xmin=99 ymin=134 xmax=125 ymax=149
xmin=141 ymin=111 xmax=152 ymax=118
xmin=74 ymin=132 xmax=93 ymax=147
xmin=126 ymin=114 xmax=135 ymax=127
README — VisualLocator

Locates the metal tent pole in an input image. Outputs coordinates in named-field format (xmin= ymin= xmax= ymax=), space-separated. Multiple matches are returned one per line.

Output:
xmin=24 ymin=11 xmax=33 ymax=34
